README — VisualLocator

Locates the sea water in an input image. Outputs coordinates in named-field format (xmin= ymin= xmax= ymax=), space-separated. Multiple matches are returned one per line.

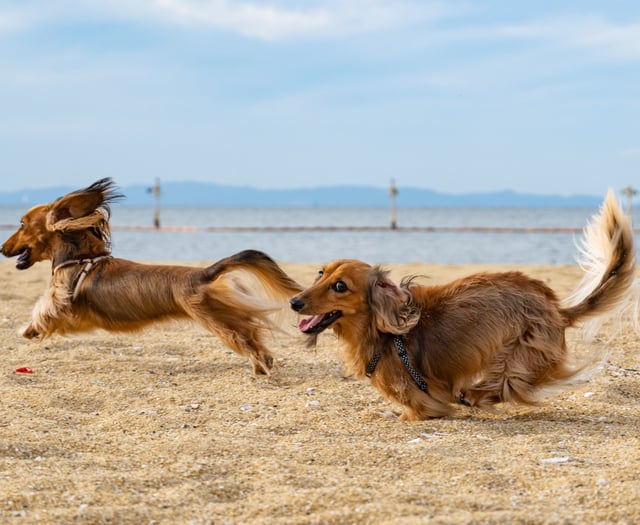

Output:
xmin=0 ymin=205 xmax=637 ymax=265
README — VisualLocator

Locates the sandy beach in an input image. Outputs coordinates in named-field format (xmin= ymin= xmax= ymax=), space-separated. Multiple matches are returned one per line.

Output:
xmin=0 ymin=259 xmax=639 ymax=524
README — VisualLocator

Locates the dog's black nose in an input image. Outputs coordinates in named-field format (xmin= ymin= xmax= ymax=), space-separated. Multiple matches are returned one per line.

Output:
xmin=290 ymin=297 xmax=305 ymax=312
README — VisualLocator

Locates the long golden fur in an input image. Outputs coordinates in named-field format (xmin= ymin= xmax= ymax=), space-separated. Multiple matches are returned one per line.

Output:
xmin=291 ymin=190 xmax=638 ymax=420
xmin=1 ymin=178 xmax=302 ymax=375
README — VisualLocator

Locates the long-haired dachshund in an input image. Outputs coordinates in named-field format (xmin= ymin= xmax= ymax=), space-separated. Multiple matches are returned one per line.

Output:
xmin=290 ymin=191 xmax=637 ymax=420
xmin=1 ymin=178 xmax=302 ymax=375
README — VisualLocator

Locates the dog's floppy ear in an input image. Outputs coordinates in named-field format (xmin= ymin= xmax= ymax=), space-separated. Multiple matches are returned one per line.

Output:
xmin=368 ymin=267 xmax=420 ymax=334
xmin=46 ymin=178 xmax=123 ymax=232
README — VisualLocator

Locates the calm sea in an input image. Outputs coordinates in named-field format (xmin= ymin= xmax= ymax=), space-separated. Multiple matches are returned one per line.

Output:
xmin=0 ymin=205 xmax=637 ymax=265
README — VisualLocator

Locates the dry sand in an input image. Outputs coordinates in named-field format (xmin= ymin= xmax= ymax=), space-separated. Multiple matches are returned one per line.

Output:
xmin=0 ymin=259 xmax=639 ymax=524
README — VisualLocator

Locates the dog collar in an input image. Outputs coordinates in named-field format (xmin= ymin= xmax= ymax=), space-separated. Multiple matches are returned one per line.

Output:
xmin=53 ymin=255 xmax=112 ymax=301
xmin=366 ymin=336 xmax=430 ymax=395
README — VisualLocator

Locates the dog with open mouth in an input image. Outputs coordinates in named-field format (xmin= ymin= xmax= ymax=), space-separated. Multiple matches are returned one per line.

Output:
xmin=1 ymin=178 xmax=302 ymax=375
xmin=290 ymin=190 xmax=638 ymax=420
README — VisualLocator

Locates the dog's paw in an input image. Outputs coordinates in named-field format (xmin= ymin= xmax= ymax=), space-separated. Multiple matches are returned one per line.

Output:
xmin=399 ymin=411 xmax=427 ymax=422
xmin=22 ymin=324 xmax=40 ymax=339
xmin=251 ymin=355 xmax=274 ymax=375
xmin=377 ymin=410 xmax=400 ymax=420
xmin=457 ymin=392 xmax=473 ymax=407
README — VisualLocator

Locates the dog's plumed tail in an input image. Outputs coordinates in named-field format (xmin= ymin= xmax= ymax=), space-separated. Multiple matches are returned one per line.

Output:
xmin=561 ymin=189 xmax=638 ymax=340
xmin=193 ymin=250 xmax=303 ymax=374
xmin=202 ymin=249 xmax=303 ymax=333
xmin=204 ymin=249 xmax=302 ymax=301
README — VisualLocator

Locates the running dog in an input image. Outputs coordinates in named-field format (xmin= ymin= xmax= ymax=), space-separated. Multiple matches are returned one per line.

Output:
xmin=1 ymin=178 xmax=302 ymax=374
xmin=290 ymin=190 xmax=637 ymax=419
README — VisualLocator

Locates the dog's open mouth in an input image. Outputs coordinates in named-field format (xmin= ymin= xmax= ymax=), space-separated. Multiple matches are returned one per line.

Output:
xmin=15 ymin=247 xmax=32 ymax=270
xmin=298 ymin=311 xmax=342 ymax=334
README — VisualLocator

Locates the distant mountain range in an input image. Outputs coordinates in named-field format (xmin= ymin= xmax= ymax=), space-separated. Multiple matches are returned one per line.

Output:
xmin=0 ymin=181 xmax=605 ymax=208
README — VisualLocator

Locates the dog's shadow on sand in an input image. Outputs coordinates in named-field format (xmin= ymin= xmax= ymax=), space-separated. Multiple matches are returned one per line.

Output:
xmin=459 ymin=391 xmax=640 ymax=437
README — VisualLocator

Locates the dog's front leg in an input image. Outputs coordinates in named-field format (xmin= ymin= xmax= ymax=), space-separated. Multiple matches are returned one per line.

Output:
xmin=22 ymin=290 xmax=69 ymax=340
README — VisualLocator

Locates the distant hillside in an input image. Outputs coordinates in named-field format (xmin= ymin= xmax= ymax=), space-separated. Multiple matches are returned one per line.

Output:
xmin=0 ymin=181 xmax=603 ymax=208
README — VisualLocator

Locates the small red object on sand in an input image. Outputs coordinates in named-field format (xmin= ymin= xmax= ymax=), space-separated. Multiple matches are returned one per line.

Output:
xmin=15 ymin=367 xmax=33 ymax=374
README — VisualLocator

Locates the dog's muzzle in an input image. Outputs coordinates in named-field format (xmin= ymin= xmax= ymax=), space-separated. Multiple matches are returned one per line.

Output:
xmin=5 ymin=246 xmax=33 ymax=270
xmin=290 ymin=297 xmax=342 ymax=334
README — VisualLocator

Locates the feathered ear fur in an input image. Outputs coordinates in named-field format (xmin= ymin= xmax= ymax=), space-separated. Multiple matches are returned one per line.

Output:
xmin=368 ymin=267 xmax=420 ymax=334
xmin=45 ymin=178 xmax=123 ymax=233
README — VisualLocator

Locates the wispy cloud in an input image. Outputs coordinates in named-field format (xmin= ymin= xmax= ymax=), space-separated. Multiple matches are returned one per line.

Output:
xmin=574 ymin=18 xmax=640 ymax=60
xmin=497 ymin=15 xmax=640 ymax=61
xmin=0 ymin=4 xmax=38 ymax=32
xmin=4 ymin=1 xmax=639 ymax=61
xmin=152 ymin=0 xmax=330 ymax=39
xmin=150 ymin=0 xmax=459 ymax=41
xmin=0 ymin=0 xmax=461 ymax=40
xmin=622 ymin=147 xmax=640 ymax=159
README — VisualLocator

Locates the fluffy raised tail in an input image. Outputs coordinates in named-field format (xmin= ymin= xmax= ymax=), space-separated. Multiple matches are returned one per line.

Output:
xmin=204 ymin=249 xmax=302 ymax=299
xmin=561 ymin=189 xmax=638 ymax=339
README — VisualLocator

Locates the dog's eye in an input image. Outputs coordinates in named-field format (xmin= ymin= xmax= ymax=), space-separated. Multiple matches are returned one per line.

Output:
xmin=331 ymin=280 xmax=348 ymax=293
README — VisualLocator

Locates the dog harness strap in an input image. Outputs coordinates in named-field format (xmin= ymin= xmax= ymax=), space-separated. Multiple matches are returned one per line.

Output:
xmin=72 ymin=258 xmax=100 ymax=301
xmin=394 ymin=335 xmax=430 ymax=394
xmin=365 ymin=351 xmax=381 ymax=377
xmin=53 ymin=255 xmax=112 ymax=301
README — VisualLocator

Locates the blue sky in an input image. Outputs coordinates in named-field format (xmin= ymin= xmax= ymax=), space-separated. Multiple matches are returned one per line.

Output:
xmin=1 ymin=1 xmax=639 ymax=196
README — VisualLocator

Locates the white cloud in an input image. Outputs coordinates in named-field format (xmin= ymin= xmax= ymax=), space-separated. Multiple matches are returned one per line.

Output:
xmin=0 ymin=4 xmax=39 ymax=32
xmin=496 ymin=15 xmax=640 ymax=61
xmin=0 ymin=0 xmax=459 ymax=41
xmin=2 ymin=1 xmax=639 ymax=58
xmin=622 ymin=147 xmax=640 ymax=159
xmin=574 ymin=19 xmax=640 ymax=60
xmin=152 ymin=0 xmax=329 ymax=39
xmin=150 ymin=0 xmax=456 ymax=40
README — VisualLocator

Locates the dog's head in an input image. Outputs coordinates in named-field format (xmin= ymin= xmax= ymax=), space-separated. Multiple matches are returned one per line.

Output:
xmin=1 ymin=178 xmax=123 ymax=269
xmin=290 ymin=259 xmax=420 ymax=339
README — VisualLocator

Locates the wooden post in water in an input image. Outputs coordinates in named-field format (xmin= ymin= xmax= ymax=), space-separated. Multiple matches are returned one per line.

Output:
xmin=389 ymin=179 xmax=398 ymax=230
xmin=147 ymin=178 xmax=162 ymax=228
xmin=622 ymin=185 xmax=637 ymax=217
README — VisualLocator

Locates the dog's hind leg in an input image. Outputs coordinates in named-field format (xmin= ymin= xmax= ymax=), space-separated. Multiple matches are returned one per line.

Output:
xmin=213 ymin=326 xmax=275 ymax=375
xmin=185 ymin=291 xmax=277 ymax=375
xmin=461 ymin=330 xmax=571 ymax=409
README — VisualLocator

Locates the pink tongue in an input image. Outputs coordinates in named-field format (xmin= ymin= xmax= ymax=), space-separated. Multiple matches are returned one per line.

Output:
xmin=298 ymin=315 xmax=324 ymax=332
